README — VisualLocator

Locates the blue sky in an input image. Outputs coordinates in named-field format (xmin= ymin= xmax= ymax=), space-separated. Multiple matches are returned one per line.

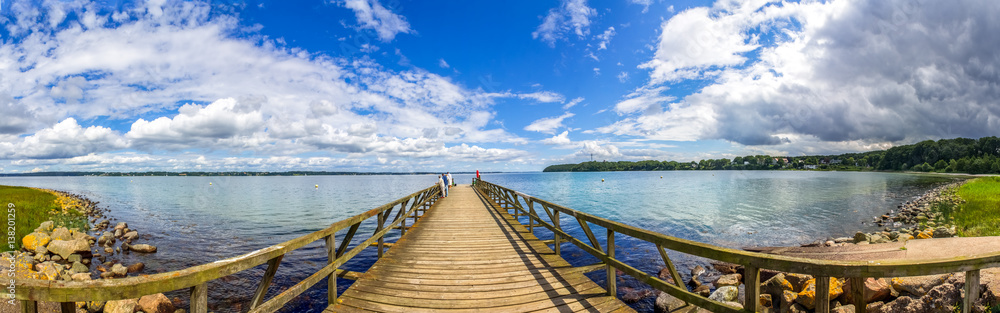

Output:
xmin=0 ymin=0 xmax=998 ymax=172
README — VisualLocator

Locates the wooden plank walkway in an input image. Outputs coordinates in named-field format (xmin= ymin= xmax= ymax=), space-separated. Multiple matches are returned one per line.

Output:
xmin=326 ymin=185 xmax=634 ymax=313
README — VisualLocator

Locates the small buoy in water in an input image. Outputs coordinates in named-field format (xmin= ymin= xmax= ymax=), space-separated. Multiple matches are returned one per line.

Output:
xmin=601 ymin=179 xmax=605 ymax=182
xmin=315 ymin=184 xmax=319 ymax=188
xmin=660 ymin=176 xmax=663 ymax=179
xmin=209 ymin=182 xmax=212 ymax=185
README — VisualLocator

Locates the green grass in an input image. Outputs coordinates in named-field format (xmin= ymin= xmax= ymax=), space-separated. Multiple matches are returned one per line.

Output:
xmin=954 ymin=177 xmax=1000 ymax=237
xmin=0 ymin=185 xmax=86 ymax=252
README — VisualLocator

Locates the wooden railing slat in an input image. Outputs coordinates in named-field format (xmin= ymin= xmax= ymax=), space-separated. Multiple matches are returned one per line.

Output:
xmin=250 ymin=255 xmax=284 ymax=309
xmin=335 ymin=223 xmax=360 ymax=258
xmin=19 ymin=300 xmax=36 ymax=313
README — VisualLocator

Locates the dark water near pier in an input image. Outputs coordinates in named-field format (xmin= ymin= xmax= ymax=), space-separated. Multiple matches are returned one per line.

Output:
xmin=0 ymin=171 xmax=957 ymax=312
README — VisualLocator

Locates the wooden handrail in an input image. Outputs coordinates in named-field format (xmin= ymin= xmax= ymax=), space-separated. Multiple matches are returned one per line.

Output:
xmin=474 ymin=179 xmax=1000 ymax=313
xmin=17 ymin=184 xmax=441 ymax=313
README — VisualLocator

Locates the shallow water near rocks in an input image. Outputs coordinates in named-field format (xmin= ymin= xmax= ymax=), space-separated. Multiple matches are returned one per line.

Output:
xmin=1 ymin=171 xmax=957 ymax=312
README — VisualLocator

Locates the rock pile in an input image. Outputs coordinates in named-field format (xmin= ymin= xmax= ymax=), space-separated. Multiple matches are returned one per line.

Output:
xmin=807 ymin=181 xmax=966 ymax=248
xmin=655 ymin=264 xmax=1000 ymax=313
xmin=14 ymin=190 xmax=169 ymax=313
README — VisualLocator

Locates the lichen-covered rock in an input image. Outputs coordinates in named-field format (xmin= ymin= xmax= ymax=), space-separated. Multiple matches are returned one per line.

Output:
xmin=841 ymin=277 xmax=890 ymax=303
xmin=709 ymin=286 xmax=739 ymax=302
xmin=22 ymin=232 xmax=51 ymax=251
xmin=785 ymin=273 xmax=814 ymax=292
xmin=890 ymin=274 xmax=950 ymax=297
xmin=762 ymin=273 xmax=794 ymax=298
xmin=36 ymin=262 xmax=61 ymax=280
xmin=35 ymin=221 xmax=54 ymax=234
xmin=916 ymin=231 xmax=933 ymax=239
xmin=759 ymin=294 xmax=773 ymax=308
xmin=46 ymin=239 xmax=90 ymax=259
xmin=796 ymin=278 xmax=843 ymax=310
xmin=780 ymin=290 xmax=798 ymax=312
xmin=104 ymin=299 xmax=139 ymax=313
xmin=898 ymin=233 xmax=915 ymax=241
xmin=138 ymin=293 xmax=176 ymax=313
xmin=51 ymin=227 xmax=73 ymax=241
xmin=85 ymin=301 xmax=105 ymax=313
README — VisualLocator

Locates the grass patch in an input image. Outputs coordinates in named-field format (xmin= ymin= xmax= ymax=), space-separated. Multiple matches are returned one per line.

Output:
xmin=954 ymin=177 xmax=1000 ymax=237
xmin=0 ymin=185 xmax=87 ymax=252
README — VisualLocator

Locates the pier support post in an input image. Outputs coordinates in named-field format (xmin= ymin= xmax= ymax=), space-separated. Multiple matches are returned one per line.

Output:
xmin=553 ymin=210 xmax=561 ymax=256
xmin=326 ymin=234 xmax=337 ymax=305
xmin=190 ymin=283 xmax=208 ymax=313
xmin=59 ymin=303 xmax=74 ymax=313
xmin=744 ymin=265 xmax=760 ymax=312
xmin=606 ymin=229 xmax=616 ymax=297
xmin=965 ymin=269 xmax=980 ymax=313
xmin=852 ymin=277 xmax=866 ymax=313
xmin=19 ymin=300 xmax=37 ymax=313
xmin=815 ymin=276 xmax=830 ymax=313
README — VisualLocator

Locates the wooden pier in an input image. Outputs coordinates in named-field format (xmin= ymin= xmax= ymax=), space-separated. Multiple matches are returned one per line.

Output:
xmin=328 ymin=185 xmax=632 ymax=312
xmin=15 ymin=179 xmax=1000 ymax=313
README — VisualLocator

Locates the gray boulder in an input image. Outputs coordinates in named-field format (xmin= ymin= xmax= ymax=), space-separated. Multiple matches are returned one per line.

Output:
xmin=47 ymin=239 xmax=91 ymax=259
xmin=130 ymin=244 xmax=157 ymax=253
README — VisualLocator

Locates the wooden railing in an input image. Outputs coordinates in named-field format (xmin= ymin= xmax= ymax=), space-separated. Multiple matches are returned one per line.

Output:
xmin=16 ymin=185 xmax=441 ymax=313
xmin=474 ymin=179 xmax=1000 ymax=313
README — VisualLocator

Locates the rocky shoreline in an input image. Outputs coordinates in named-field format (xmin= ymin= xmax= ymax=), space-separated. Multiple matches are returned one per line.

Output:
xmin=652 ymin=179 xmax=1000 ymax=313
xmin=11 ymin=190 xmax=177 ymax=313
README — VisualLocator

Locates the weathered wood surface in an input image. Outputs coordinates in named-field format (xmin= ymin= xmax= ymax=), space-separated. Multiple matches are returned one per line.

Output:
xmin=326 ymin=185 xmax=633 ymax=313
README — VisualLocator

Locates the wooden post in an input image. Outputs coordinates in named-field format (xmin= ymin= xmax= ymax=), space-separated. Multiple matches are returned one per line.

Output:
xmin=815 ymin=276 xmax=831 ymax=313
xmin=250 ymin=254 xmax=284 ymax=309
xmin=744 ymin=265 xmax=760 ymax=312
xmin=527 ymin=201 xmax=534 ymax=233
xmin=20 ymin=300 xmax=37 ymax=313
xmin=606 ymin=229 xmax=616 ymax=297
xmin=326 ymin=234 xmax=337 ymax=305
xmin=553 ymin=210 xmax=561 ymax=256
xmin=965 ymin=269 xmax=981 ymax=313
xmin=59 ymin=303 xmax=74 ymax=313
xmin=190 ymin=283 xmax=208 ymax=313
xmin=852 ymin=277 xmax=866 ymax=313
xmin=401 ymin=213 xmax=407 ymax=236
xmin=377 ymin=211 xmax=385 ymax=259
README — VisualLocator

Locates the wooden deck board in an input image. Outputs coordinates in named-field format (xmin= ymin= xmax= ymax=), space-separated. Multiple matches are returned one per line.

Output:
xmin=326 ymin=185 xmax=633 ymax=313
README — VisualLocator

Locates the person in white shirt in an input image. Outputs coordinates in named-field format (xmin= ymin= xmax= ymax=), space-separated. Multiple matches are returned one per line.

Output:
xmin=447 ymin=172 xmax=454 ymax=187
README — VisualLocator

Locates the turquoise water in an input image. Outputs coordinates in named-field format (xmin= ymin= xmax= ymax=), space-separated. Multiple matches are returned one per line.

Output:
xmin=0 ymin=171 xmax=956 ymax=311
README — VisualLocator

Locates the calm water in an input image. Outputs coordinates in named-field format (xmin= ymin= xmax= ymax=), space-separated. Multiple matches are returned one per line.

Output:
xmin=0 ymin=171 xmax=956 ymax=312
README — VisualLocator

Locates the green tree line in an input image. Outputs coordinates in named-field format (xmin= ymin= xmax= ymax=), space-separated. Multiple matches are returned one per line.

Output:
xmin=543 ymin=136 xmax=1000 ymax=174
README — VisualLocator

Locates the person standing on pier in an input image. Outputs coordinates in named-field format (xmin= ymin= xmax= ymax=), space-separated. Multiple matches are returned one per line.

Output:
xmin=447 ymin=172 xmax=454 ymax=187
xmin=438 ymin=175 xmax=448 ymax=198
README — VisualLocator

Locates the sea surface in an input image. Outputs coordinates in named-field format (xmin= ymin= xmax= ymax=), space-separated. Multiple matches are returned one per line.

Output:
xmin=0 ymin=171 xmax=958 ymax=312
